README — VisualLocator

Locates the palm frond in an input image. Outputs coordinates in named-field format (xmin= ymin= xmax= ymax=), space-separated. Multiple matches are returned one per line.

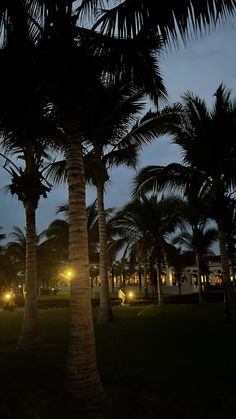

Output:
xmin=44 ymin=160 xmax=67 ymax=185
xmin=121 ymin=103 xmax=182 ymax=149
xmin=132 ymin=163 xmax=202 ymax=198
xmin=105 ymin=144 xmax=138 ymax=169
xmin=56 ymin=203 xmax=69 ymax=217
xmin=80 ymin=28 xmax=166 ymax=105
xmin=92 ymin=0 xmax=236 ymax=45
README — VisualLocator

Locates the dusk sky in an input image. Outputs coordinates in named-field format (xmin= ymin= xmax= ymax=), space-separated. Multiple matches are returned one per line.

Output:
xmin=0 ymin=20 xmax=236 ymax=240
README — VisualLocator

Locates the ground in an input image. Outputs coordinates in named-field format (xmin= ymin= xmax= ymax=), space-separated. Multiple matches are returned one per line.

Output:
xmin=0 ymin=303 xmax=235 ymax=418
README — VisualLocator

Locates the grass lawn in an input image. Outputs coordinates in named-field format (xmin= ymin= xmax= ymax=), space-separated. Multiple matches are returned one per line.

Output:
xmin=0 ymin=303 xmax=235 ymax=418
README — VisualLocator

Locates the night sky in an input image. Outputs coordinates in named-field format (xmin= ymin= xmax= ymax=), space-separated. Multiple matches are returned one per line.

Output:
xmin=0 ymin=20 xmax=236 ymax=240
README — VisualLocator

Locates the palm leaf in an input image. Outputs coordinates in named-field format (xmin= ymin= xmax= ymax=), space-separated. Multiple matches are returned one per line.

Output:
xmin=93 ymin=0 xmax=236 ymax=45
xmin=45 ymin=159 xmax=67 ymax=185
xmin=132 ymin=163 xmax=205 ymax=198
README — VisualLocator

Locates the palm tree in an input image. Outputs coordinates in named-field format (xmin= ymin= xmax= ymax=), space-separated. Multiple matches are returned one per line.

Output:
xmin=172 ymin=225 xmax=218 ymax=301
xmin=0 ymin=148 xmax=54 ymax=350
xmin=48 ymin=83 xmax=181 ymax=321
xmin=164 ymin=244 xmax=195 ymax=295
xmin=219 ymin=197 xmax=236 ymax=285
xmin=6 ymin=226 xmax=27 ymax=273
xmin=6 ymin=226 xmax=57 ymax=291
xmin=110 ymin=196 xmax=180 ymax=304
xmin=133 ymin=84 xmax=236 ymax=319
xmin=83 ymin=82 xmax=177 ymax=322
xmin=44 ymin=200 xmax=102 ymax=266
xmin=0 ymin=4 xmax=60 ymax=349
xmin=165 ymin=195 xmax=218 ymax=303
xmin=43 ymin=219 xmax=69 ymax=263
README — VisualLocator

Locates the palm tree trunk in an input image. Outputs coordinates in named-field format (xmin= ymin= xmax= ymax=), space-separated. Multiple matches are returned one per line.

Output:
xmin=218 ymin=224 xmax=235 ymax=322
xmin=143 ymin=260 xmax=148 ymax=297
xmin=111 ymin=265 xmax=115 ymax=293
xmin=96 ymin=182 xmax=113 ymax=323
xmin=17 ymin=202 xmax=38 ymax=350
xmin=196 ymin=252 xmax=204 ymax=304
xmin=177 ymin=271 xmax=182 ymax=295
xmin=157 ymin=264 xmax=164 ymax=305
xmin=138 ymin=267 xmax=142 ymax=294
xmin=230 ymin=257 xmax=236 ymax=291
xmin=65 ymin=138 xmax=104 ymax=409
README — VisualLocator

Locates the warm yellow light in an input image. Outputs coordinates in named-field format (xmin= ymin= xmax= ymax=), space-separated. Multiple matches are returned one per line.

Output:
xmin=67 ymin=269 xmax=76 ymax=280
xmin=5 ymin=293 xmax=11 ymax=300
xmin=128 ymin=292 xmax=134 ymax=298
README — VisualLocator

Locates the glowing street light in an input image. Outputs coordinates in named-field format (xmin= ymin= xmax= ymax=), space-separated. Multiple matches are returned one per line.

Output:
xmin=66 ymin=270 xmax=72 ymax=280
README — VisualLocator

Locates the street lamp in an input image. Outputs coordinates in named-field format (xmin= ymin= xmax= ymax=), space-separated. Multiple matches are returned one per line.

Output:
xmin=66 ymin=270 xmax=72 ymax=280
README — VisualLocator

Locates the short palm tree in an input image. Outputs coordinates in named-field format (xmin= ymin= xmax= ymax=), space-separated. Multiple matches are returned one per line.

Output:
xmin=165 ymin=195 xmax=218 ymax=303
xmin=45 ymin=200 xmax=101 ymax=265
xmin=219 ymin=197 xmax=236 ymax=284
xmin=164 ymin=244 xmax=195 ymax=294
xmin=110 ymin=196 xmax=180 ymax=305
xmin=172 ymin=225 xmax=218 ymax=301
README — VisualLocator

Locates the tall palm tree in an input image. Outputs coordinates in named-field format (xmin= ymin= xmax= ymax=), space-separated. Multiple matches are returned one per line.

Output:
xmin=1 ymin=150 xmax=54 ymax=347
xmin=36 ymin=12 xmax=165 ymax=406
xmin=133 ymin=84 xmax=236 ymax=319
xmin=1 ymin=150 xmax=53 ymax=349
xmin=0 ymin=3 xmax=60 ymax=349
xmin=47 ymin=83 xmax=179 ymax=323
xmin=83 ymin=82 xmax=178 ymax=322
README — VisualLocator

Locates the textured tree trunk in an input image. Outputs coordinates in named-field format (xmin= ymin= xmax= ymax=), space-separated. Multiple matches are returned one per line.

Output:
xmin=143 ymin=261 xmax=148 ymax=297
xmin=157 ymin=264 xmax=164 ymax=305
xmin=17 ymin=202 xmax=38 ymax=350
xmin=218 ymin=224 xmax=235 ymax=322
xmin=196 ymin=252 xmax=204 ymax=304
xmin=111 ymin=266 xmax=115 ymax=293
xmin=177 ymin=271 xmax=182 ymax=296
xmin=138 ymin=267 xmax=142 ymax=294
xmin=65 ymin=138 xmax=104 ymax=409
xmin=230 ymin=257 xmax=236 ymax=291
xmin=96 ymin=182 xmax=113 ymax=323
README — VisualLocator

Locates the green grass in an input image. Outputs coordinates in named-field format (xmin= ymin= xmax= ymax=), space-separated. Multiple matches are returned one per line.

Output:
xmin=38 ymin=292 xmax=70 ymax=300
xmin=0 ymin=303 xmax=235 ymax=418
